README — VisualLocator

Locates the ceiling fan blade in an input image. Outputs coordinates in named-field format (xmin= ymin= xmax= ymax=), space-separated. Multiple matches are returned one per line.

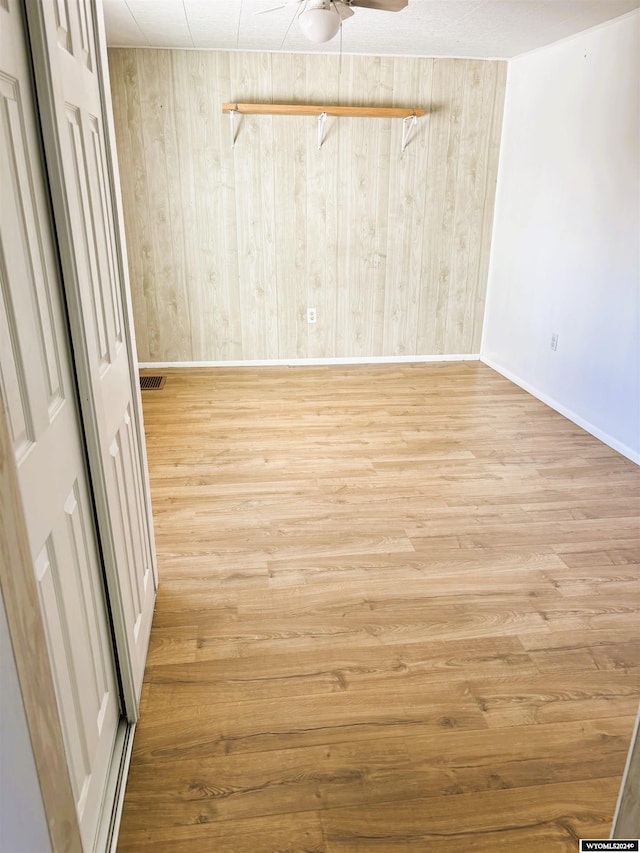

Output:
xmin=349 ymin=0 xmax=408 ymax=11
xmin=334 ymin=2 xmax=355 ymax=20
xmin=255 ymin=4 xmax=288 ymax=14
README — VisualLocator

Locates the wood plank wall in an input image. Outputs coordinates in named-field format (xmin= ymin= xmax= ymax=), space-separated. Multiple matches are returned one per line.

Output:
xmin=108 ymin=50 xmax=506 ymax=363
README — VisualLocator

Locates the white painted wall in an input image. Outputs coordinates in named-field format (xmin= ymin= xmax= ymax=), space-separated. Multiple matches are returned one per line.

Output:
xmin=482 ymin=11 xmax=640 ymax=463
xmin=0 ymin=592 xmax=51 ymax=853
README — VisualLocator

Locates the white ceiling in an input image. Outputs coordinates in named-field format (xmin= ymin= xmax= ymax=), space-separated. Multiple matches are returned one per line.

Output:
xmin=102 ymin=0 xmax=639 ymax=58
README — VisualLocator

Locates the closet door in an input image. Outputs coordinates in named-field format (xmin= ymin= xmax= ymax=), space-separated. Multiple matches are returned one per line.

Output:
xmin=25 ymin=0 xmax=157 ymax=715
xmin=0 ymin=1 xmax=120 ymax=848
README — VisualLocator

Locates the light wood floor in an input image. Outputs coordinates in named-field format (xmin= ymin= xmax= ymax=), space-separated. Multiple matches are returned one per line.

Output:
xmin=118 ymin=362 xmax=640 ymax=852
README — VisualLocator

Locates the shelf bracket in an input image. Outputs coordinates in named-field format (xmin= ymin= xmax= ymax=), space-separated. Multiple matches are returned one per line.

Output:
xmin=401 ymin=114 xmax=418 ymax=153
xmin=317 ymin=111 xmax=327 ymax=149
xmin=229 ymin=108 xmax=237 ymax=148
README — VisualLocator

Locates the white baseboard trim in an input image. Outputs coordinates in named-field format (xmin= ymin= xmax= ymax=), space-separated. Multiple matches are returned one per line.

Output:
xmin=481 ymin=356 xmax=640 ymax=466
xmin=138 ymin=354 xmax=480 ymax=369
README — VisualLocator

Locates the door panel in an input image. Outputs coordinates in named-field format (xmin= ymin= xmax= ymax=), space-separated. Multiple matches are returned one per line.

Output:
xmin=0 ymin=1 xmax=121 ymax=848
xmin=26 ymin=0 xmax=157 ymax=713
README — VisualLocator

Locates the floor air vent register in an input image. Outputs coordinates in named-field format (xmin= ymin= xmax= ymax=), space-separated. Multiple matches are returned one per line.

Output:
xmin=139 ymin=375 xmax=166 ymax=391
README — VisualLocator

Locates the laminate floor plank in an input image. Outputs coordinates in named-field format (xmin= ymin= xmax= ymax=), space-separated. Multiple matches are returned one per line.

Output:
xmin=121 ymin=719 xmax=632 ymax=829
xmin=321 ymin=777 xmax=621 ymax=852
xmin=117 ymin=810 xmax=326 ymax=853
xmin=118 ymin=363 xmax=640 ymax=851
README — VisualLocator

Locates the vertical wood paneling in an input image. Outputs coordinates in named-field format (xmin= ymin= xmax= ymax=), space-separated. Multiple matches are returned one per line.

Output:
xmin=271 ymin=54 xmax=307 ymax=358
xmin=473 ymin=60 xmax=507 ymax=353
xmin=182 ymin=52 xmax=242 ymax=361
xmin=213 ymin=52 xmax=243 ymax=360
xmin=111 ymin=49 xmax=155 ymax=360
xmin=346 ymin=55 xmax=393 ymax=357
xmin=419 ymin=59 xmax=466 ymax=355
xmin=230 ymin=52 xmax=279 ymax=360
xmin=109 ymin=50 xmax=506 ymax=362
xmin=159 ymin=51 xmax=191 ymax=360
xmin=383 ymin=58 xmax=431 ymax=356
xmin=446 ymin=59 xmax=485 ymax=354
xmin=305 ymin=54 xmax=338 ymax=360
xmin=170 ymin=51 xmax=198 ymax=359
xmin=136 ymin=50 xmax=191 ymax=361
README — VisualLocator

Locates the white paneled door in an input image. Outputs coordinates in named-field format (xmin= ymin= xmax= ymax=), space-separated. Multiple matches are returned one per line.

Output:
xmin=1 ymin=0 xmax=157 ymax=847
xmin=0 ymin=1 xmax=120 ymax=848
xmin=25 ymin=0 xmax=157 ymax=715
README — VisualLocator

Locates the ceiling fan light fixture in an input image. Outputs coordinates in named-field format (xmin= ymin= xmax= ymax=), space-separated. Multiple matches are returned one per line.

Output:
xmin=298 ymin=3 xmax=342 ymax=42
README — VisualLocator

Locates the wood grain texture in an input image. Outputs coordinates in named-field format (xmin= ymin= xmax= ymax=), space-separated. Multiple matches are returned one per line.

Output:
xmin=108 ymin=51 xmax=506 ymax=362
xmin=118 ymin=363 xmax=640 ymax=852
xmin=222 ymin=103 xmax=426 ymax=117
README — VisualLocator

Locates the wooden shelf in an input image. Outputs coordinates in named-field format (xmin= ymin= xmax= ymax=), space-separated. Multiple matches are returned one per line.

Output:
xmin=222 ymin=103 xmax=425 ymax=118
xmin=222 ymin=103 xmax=425 ymax=151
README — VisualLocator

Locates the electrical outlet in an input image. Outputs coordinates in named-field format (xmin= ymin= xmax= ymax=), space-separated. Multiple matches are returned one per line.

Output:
xmin=307 ymin=307 xmax=317 ymax=324
xmin=551 ymin=333 xmax=559 ymax=351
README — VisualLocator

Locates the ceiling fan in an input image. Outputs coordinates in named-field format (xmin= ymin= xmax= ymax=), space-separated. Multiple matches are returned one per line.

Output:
xmin=258 ymin=0 xmax=409 ymax=45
